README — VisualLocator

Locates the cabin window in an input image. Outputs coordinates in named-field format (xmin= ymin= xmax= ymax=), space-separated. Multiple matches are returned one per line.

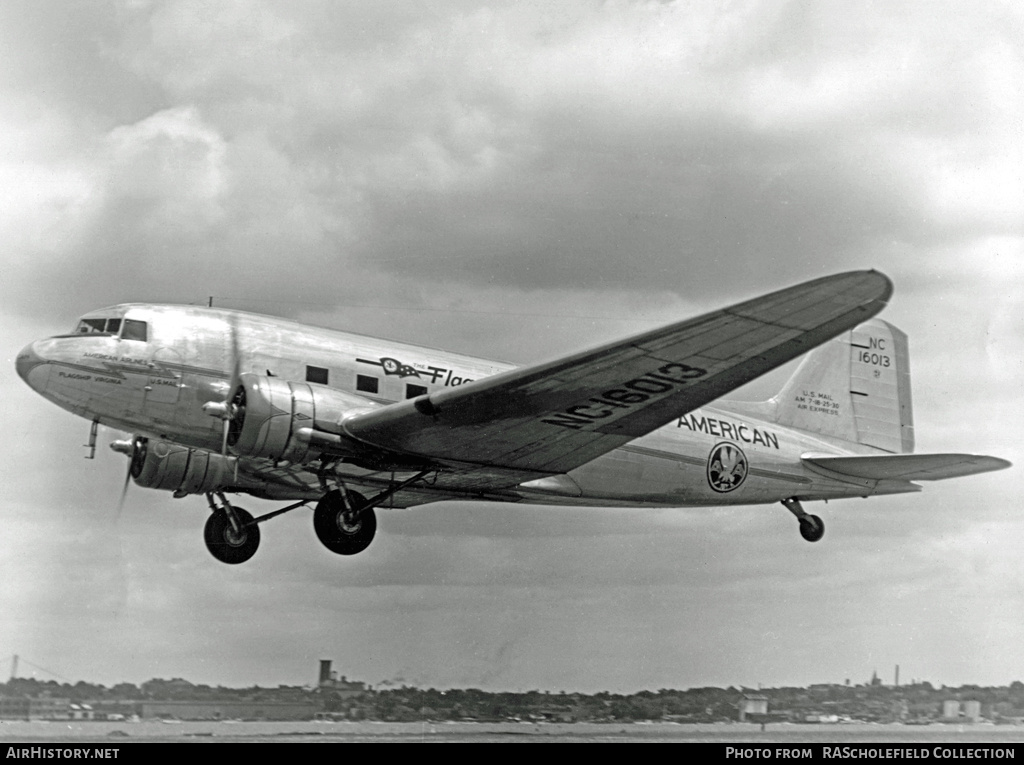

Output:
xmin=121 ymin=319 xmax=148 ymax=342
xmin=356 ymin=375 xmax=379 ymax=394
xmin=406 ymin=383 xmax=428 ymax=399
xmin=306 ymin=365 xmax=329 ymax=385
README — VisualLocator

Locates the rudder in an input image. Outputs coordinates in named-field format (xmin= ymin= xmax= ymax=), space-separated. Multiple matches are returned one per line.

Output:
xmin=770 ymin=318 xmax=914 ymax=453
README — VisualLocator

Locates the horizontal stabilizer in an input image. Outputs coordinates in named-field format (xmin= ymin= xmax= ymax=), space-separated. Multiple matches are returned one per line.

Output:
xmin=802 ymin=453 xmax=1011 ymax=482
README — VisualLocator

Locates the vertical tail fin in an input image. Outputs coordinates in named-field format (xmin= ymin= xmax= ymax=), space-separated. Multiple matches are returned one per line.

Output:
xmin=770 ymin=318 xmax=914 ymax=453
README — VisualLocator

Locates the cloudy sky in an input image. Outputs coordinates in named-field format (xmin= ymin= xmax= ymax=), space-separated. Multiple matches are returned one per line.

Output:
xmin=1 ymin=0 xmax=1022 ymax=694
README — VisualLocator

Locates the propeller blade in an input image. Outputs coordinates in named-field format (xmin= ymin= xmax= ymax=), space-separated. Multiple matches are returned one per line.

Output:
xmin=221 ymin=417 xmax=230 ymax=457
xmin=225 ymin=311 xmax=242 ymax=407
xmin=116 ymin=459 xmax=132 ymax=519
xmin=202 ymin=312 xmax=244 ymax=458
xmin=225 ymin=313 xmax=243 ymax=459
xmin=110 ymin=437 xmax=137 ymax=520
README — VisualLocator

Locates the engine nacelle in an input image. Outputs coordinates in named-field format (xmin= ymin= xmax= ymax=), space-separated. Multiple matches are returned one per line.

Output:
xmin=130 ymin=436 xmax=244 ymax=495
xmin=227 ymin=373 xmax=379 ymax=463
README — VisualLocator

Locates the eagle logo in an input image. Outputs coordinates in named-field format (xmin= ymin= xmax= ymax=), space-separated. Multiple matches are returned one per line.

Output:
xmin=707 ymin=443 xmax=748 ymax=493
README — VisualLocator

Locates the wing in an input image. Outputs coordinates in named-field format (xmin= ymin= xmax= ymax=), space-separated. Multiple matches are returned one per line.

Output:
xmin=341 ymin=270 xmax=893 ymax=477
xmin=803 ymin=453 xmax=1011 ymax=482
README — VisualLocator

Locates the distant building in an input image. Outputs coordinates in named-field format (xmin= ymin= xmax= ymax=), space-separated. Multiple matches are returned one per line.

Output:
xmin=738 ymin=694 xmax=768 ymax=722
xmin=0 ymin=696 xmax=29 ymax=720
xmin=318 ymin=660 xmax=333 ymax=686
xmin=69 ymin=703 xmax=94 ymax=721
xmin=0 ymin=696 xmax=72 ymax=721
xmin=317 ymin=660 xmax=368 ymax=700
xmin=963 ymin=700 xmax=981 ymax=722
xmin=942 ymin=700 xmax=961 ymax=720
xmin=140 ymin=700 xmax=318 ymax=721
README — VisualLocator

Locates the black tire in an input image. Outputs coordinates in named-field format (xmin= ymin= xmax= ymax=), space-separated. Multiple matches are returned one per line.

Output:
xmin=204 ymin=507 xmax=260 ymax=564
xmin=799 ymin=514 xmax=825 ymax=543
xmin=314 ymin=489 xmax=376 ymax=555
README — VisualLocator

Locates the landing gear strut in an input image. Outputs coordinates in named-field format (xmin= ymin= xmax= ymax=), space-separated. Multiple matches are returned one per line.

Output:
xmin=204 ymin=492 xmax=260 ymax=564
xmin=782 ymin=498 xmax=825 ymax=543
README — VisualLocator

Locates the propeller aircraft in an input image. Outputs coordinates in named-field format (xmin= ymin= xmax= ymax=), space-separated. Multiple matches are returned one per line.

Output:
xmin=15 ymin=270 xmax=1010 ymax=564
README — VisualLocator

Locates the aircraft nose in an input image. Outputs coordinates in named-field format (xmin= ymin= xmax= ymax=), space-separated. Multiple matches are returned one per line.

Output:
xmin=15 ymin=341 xmax=50 ymax=393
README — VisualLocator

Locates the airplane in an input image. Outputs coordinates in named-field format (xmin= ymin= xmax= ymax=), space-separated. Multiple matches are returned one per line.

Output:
xmin=15 ymin=270 xmax=1010 ymax=564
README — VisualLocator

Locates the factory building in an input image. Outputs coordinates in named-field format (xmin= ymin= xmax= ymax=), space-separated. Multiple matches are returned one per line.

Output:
xmin=318 ymin=659 xmax=368 ymax=699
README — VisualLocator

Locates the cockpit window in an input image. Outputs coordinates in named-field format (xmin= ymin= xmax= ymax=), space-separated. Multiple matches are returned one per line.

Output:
xmin=77 ymin=318 xmax=106 ymax=334
xmin=121 ymin=319 xmax=148 ymax=342
xmin=75 ymin=318 xmax=119 ymax=335
xmin=69 ymin=316 xmax=144 ymax=340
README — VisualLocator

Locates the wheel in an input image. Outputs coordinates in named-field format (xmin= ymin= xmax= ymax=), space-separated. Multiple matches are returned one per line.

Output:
xmin=314 ymin=489 xmax=377 ymax=555
xmin=799 ymin=514 xmax=825 ymax=543
xmin=204 ymin=507 xmax=260 ymax=564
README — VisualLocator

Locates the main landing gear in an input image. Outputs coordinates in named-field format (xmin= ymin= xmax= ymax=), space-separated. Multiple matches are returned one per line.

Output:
xmin=203 ymin=491 xmax=307 ymax=564
xmin=202 ymin=469 xmax=433 ymax=564
xmin=204 ymin=492 xmax=261 ymax=564
xmin=314 ymin=489 xmax=377 ymax=556
xmin=312 ymin=469 xmax=432 ymax=556
xmin=781 ymin=498 xmax=825 ymax=543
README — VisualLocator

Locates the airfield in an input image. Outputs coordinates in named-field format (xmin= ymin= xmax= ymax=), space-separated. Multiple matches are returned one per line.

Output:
xmin=2 ymin=720 xmax=1022 ymax=744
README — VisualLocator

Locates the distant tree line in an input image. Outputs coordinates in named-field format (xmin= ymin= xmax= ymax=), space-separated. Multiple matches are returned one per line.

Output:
xmin=4 ymin=676 xmax=1024 ymax=723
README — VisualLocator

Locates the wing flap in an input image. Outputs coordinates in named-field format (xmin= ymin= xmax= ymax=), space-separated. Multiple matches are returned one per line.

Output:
xmin=802 ymin=453 xmax=1011 ymax=482
xmin=341 ymin=271 xmax=893 ymax=475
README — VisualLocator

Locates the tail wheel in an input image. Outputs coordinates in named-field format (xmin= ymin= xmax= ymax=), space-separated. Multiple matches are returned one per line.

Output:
xmin=204 ymin=507 xmax=260 ymax=564
xmin=314 ymin=489 xmax=377 ymax=555
xmin=799 ymin=514 xmax=825 ymax=543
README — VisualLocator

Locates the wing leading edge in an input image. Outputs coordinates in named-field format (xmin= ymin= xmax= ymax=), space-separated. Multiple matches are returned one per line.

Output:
xmin=341 ymin=270 xmax=894 ymax=476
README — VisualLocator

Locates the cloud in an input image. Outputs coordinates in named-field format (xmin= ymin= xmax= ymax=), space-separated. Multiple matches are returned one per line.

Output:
xmin=4 ymin=0 xmax=1020 ymax=324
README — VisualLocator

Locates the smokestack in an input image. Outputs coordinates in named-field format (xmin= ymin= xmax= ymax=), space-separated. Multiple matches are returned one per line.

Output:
xmin=895 ymin=665 xmax=899 ymax=687
xmin=319 ymin=660 xmax=332 ymax=686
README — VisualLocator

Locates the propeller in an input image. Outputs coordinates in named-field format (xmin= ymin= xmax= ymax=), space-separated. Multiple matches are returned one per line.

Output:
xmin=101 ymin=431 xmax=135 ymax=617
xmin=110 ymin=435 xmax=146 ymax=519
